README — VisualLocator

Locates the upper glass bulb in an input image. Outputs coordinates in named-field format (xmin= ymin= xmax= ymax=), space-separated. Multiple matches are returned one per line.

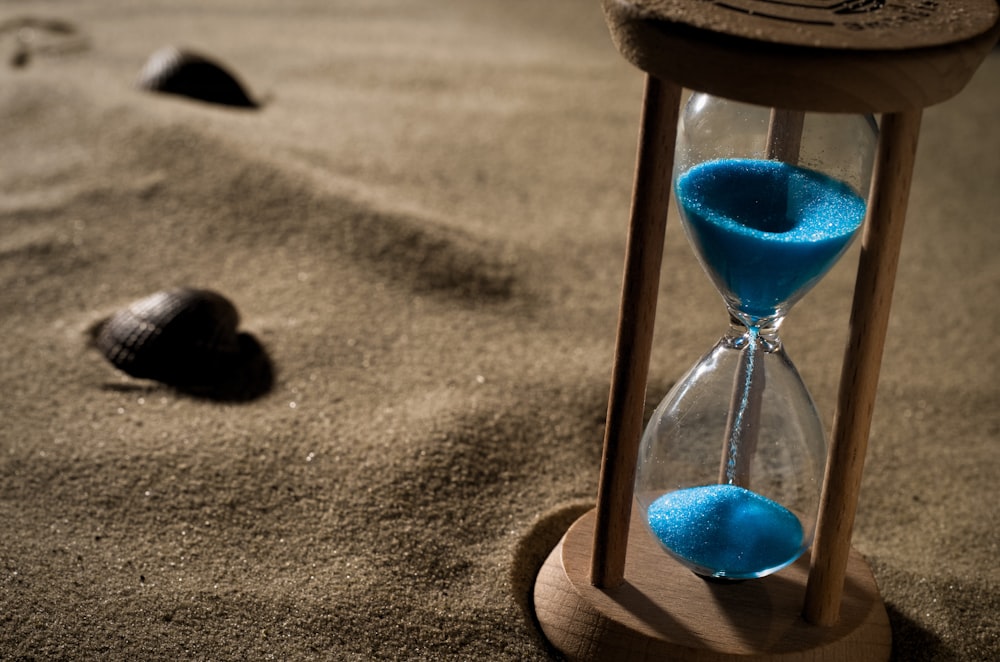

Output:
xmin=674 ymin=94 xmax=878 ymax=325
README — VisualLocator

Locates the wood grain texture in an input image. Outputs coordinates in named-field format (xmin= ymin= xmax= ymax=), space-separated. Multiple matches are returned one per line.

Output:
xmin=535 ymin=508 xmax=892 ymax=661
xmin=590 ymin=75 xmax=682 ymax=589
xmin=765 ymin=109 xmax=804 ymax=165
xmin=604 ymin=0 xmax=997 ymax=50
xmin=602 ymin=0 xmax=999 ymax=112
xmin=804 ymin=110 xmax=923 ymax=626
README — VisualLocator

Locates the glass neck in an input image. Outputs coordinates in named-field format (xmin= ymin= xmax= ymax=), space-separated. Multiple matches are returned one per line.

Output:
xmin=725 ymin=312 xmax=784 ymax=352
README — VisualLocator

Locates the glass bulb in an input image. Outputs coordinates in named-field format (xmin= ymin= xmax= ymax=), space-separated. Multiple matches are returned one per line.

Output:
xmin=634 ymin=94 xmax=877 ymax=580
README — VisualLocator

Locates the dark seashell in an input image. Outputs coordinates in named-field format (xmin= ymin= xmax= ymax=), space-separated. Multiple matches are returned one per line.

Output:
xmin=136 ymin=46 xmax=257 ymax=108
xmin=96 ymin=288 xmax=272 ymax=400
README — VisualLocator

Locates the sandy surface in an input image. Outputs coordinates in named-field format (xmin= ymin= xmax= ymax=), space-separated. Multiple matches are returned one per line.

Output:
xmin=1 ymin=1 xmax=998 ymax=660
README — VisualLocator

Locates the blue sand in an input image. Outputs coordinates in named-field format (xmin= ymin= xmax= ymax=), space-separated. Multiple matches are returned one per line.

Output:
xmin=675 ymin=158 xmax=866 ymax=320
xmin=647 ymin=484 xmax=804 ymax=578
xmin=724 ymin=326 xmax=759 ymax=486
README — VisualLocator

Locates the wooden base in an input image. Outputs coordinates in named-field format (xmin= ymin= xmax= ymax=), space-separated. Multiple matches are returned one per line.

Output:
xmin=533 ymin=508 xmax=891 ymax=661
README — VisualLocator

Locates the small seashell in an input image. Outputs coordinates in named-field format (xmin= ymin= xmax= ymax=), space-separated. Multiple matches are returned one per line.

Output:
xmin=96 ymin=287 xmax=272 ymax=400
xmin=1 ymin=16 xmax=90 ymax=68
xmin=136 ymin=46 xmax=257 ymax=108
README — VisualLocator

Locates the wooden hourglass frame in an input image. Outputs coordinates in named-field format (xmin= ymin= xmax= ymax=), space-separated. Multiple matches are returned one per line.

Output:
xmin=533 ymin=2 xmax=999 ymax=661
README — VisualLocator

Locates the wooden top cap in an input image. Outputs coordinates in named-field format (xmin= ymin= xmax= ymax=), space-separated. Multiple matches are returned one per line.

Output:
xmin=603 ymin=0 xmax=1000 ymax=112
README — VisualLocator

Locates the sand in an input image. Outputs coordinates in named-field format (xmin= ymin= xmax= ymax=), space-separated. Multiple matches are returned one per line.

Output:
xmin=1 ymin=1 xmax=998 ymax=660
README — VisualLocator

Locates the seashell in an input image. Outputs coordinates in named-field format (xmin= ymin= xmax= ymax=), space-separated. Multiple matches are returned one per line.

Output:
xmin=1 ymin=16 xmax=90 ymax=68
xmin=96 ymin=287 xmax=272 ymax=399
xmin=135 ymin=46 xmax=258 ymax=108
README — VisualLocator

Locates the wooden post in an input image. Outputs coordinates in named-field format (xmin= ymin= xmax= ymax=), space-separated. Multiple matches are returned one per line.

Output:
xmin=715 ymin=109 xmax=804 ymax=488
xmin=766 ymin=109 xmax=805 ymax=164
xmin=804 ymin=110 xmax=923 ymax=626
xmin=590 ymin=74 xmax=681 ymax=589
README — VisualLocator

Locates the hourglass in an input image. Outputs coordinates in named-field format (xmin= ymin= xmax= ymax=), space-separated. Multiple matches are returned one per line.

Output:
xmin=533 ymin=1 xmax=998 ymax=661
